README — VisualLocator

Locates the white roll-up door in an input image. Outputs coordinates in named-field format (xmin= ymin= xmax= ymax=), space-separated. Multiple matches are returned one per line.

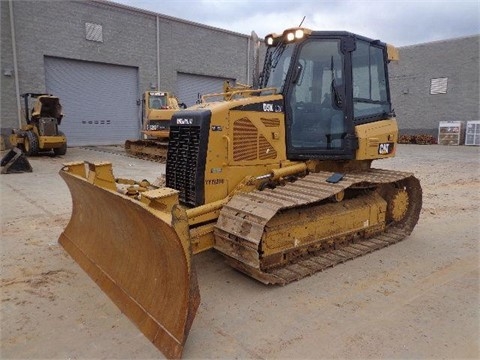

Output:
xmin=176 ymin=73 xmax=235 ymax=107
xmin=45 ymin=57 xmax=139 ymax=146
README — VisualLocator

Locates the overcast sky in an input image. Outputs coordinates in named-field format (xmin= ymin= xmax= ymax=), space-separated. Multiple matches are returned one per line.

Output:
xmin=111 ymin=0 xmax=479 ymax=46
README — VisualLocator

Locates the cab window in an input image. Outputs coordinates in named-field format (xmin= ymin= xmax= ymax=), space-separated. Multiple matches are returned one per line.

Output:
xmin=288 ymin=39 xmax=345 ymax=150
xmin=352 ymin=41 xmax=390 ymax=121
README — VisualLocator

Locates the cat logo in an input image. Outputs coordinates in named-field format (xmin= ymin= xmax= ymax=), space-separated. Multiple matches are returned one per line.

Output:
xmin=378 ymin=142 xmax=394 ymax=155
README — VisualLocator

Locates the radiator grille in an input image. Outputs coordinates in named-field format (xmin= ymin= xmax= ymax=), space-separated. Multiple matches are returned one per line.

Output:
xmin=38 ymin=118 xmax=58 ymax=136
xmin=233 ymin=117 xmax=277 ymax=161
xmin=166 ymin=125 xmax=201 ymax=206
xmin=261 ymin=117 xmax=280 ymax=127
xmin=259 ymin=134 xmax=277 ymax=159
xmin=233 ymin=118 xmax=258 ymax=161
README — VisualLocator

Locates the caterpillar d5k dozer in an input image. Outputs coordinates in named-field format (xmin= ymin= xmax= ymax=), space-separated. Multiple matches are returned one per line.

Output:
xmin=59 ymin=27 xmax=422 ymax=358
xmin=124 ymin=91 xmax=186 ymax=161
xmin=10 ymin=93 xmax=67 ymax=156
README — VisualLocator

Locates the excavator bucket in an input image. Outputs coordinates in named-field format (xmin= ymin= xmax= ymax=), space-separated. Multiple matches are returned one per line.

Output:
xmin=1 ymin=147 xmax=33 ymax=174
xmin=58 ymin=162 xmax=200 ymax=359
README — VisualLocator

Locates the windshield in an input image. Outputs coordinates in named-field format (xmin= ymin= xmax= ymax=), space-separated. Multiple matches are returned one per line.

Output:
xmin=149 ymin=95 xmax=168 ymax=109
xmin=259 ymin=43 xmax=295 ymax=92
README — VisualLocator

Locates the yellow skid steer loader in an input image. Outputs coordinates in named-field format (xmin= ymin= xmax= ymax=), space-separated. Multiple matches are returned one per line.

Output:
xmin=10 ymin=93 xmax=67 ymax=156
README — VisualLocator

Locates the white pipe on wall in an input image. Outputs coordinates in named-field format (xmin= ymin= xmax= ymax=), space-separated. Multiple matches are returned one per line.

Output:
xmin=9 ymin=0 xmax=22 ymax=127
xmin=247 ymin=36 xmax=251 ymax=85
xmin=156 ymin=16 xmax=160 ymax=89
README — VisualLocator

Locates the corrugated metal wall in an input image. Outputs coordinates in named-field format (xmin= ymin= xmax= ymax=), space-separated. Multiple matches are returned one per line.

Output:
xmin=176 ymin=73 xmax=234 ymax=107
xmin=45 ymin=57 xmax=139 ymax=146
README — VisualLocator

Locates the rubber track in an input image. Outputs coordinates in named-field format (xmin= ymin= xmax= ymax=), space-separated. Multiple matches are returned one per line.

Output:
xmin=215 ymin=169 xmax=422 ymax=285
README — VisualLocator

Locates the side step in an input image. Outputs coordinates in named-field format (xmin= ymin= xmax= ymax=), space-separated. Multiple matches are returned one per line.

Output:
xmin=1 ymin=147 xmax=33 ymax=174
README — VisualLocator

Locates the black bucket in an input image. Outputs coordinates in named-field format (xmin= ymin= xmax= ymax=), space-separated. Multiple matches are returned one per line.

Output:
xmin=1 ymin=147 xmax=33 ymax=174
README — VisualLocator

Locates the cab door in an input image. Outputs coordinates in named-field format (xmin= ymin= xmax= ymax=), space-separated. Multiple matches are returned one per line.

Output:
xmin=285 ymin=36 xmax=355 ymax=160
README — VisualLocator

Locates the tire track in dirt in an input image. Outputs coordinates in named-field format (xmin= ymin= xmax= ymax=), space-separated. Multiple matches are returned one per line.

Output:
xmin=3 ymin=182 xmax=55 ymax=217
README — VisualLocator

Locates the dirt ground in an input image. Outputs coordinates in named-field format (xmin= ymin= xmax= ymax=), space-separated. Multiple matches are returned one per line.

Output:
xmin=1 ymin=144 xmax=479 ymax=359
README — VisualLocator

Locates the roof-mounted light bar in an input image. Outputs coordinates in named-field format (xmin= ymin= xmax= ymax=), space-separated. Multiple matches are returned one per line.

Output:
xmin=265 ymin=27 xmax=312 ymax=46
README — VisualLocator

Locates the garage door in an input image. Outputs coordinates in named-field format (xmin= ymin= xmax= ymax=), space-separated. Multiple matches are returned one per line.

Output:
xmin=176 ymin=73 xmax=235 ymax=107
xmin=45 ymin=57 xmax=139 ymax=146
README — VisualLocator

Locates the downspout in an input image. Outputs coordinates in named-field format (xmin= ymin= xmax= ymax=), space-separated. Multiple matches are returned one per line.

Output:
xmin=156 ymin=16 xmax=160 ymax=89
xmin=247 ymin=35 xmax=251 ymax=85
xmin=251 ymin=31 xmax=260 ymax=88
xmin=9 ymin=0 xmax=21 ymax=127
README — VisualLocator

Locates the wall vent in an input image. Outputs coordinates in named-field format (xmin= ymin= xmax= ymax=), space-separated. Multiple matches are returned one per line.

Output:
xmin=430 ymin=77 xmax=448 ymax=94
xmin=85 ymin=22 xmax=103 ymax=42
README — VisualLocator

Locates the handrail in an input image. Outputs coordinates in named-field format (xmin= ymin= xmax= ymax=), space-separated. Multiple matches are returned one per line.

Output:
xmin=201 ymin=87 xmax=278 ymax=103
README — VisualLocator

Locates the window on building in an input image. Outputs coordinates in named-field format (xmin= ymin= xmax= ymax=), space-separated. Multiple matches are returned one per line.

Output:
xmin=430 ymin=77 xmax=448 ymax=94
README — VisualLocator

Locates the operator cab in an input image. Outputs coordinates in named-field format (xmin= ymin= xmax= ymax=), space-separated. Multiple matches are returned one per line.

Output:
xmin=148 ymin=92 xmax=169 ymax=109
xmin=259 ymin=28 xmax=394 ymax=160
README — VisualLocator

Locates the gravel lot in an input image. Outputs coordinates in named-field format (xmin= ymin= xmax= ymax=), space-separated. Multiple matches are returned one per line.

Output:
xmin=1 ymin=144 xmax=479 ymax=359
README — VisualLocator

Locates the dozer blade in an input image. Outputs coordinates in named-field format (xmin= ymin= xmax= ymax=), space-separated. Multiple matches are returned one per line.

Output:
xmin=58 ymin=164 xmax=199 ymax=359
xmin=1 ymin=147 xmax=33 ymax=174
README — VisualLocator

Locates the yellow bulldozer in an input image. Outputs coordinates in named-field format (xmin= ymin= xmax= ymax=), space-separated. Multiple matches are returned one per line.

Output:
xmin=124 ymin=91 xmax=185 ymax=160
xmin=10 ymin=93 xmax=67 ymax=156
xmin=58 ymin=27 xmax=422 ymax=358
